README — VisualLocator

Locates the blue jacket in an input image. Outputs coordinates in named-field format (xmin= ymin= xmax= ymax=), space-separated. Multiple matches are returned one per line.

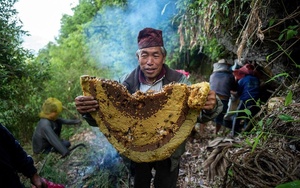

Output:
xmin=238 ymin=74 xmax=260 ymax=102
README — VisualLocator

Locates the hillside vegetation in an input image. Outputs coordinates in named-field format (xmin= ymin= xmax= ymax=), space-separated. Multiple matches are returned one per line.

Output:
xmin=1 ymin=0 xmax=299 ymax=187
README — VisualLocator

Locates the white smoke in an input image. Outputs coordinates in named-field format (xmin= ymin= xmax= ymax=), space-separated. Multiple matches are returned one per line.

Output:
xmin=85 ymin=0 xmax=178 ymax=80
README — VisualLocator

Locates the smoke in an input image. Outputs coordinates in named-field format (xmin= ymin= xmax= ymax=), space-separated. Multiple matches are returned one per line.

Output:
xmin=92 ymin=128 xmax=124 ymax=173
xmin=85 ymin=0 xmax=179 ymax=80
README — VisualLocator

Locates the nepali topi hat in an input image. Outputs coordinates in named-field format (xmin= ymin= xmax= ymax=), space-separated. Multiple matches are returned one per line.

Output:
xmin=138 ymin=28 xmax=164 ymax=49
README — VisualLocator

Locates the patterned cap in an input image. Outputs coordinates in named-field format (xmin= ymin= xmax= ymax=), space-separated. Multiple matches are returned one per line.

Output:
xmin=137 ymin=28 xmax=164 ymax=49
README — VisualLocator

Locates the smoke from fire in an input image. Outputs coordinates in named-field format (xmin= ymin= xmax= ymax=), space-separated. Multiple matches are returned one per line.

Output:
xmin=85 ymin=0 xmax=178 ymax=80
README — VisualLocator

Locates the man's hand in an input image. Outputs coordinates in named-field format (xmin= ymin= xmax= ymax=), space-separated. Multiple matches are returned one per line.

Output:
xmin=31 ymin=173 xmax=47 ymax=188
xmin=75 ymin=96 xmax=99 ymax=114
xmin=202 ymin=90 xmax=217 ymax=111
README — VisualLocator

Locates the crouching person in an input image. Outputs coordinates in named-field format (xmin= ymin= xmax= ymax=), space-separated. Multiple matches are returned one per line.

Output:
xmin=32 ymin=98 xmax=81 ymax=157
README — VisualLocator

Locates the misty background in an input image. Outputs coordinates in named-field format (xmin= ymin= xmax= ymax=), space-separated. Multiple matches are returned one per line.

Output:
xmin=85 ymin=0 xmax=179 ymax=79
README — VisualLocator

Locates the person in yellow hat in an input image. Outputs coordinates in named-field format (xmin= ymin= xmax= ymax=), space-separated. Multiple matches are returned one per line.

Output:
xmin=32 ymin=97 xmax=81 ymax=157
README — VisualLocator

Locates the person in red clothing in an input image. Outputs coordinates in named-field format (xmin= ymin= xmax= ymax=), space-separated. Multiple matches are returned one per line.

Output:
xmin=32 ymin=98 xmax=81 ymax=157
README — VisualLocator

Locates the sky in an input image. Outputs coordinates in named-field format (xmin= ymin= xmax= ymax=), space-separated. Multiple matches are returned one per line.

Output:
xmin=14 ymin=0 xmax=78 ymax=53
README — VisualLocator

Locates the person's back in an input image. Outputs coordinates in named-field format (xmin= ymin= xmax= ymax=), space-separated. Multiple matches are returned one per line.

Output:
xmin=210 ymin=60 xmax=236 ymax=97
xmin=32 ymin=118 xmax=62 ymax=154
xmin=210 ymin=71 xmax=236 ymax=98
xmin=232 ymin=64 xmax=261 ymax=132
xmin=238 ymin=74 xmax=260 ymax=102
xmin=233 ymin=63 xmax=260 ymax=102
xmin=209 ymin=59 xmax=236 ymax=134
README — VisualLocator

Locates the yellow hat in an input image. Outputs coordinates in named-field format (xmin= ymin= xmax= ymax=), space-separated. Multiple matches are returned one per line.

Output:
xmin=39 ymin=98 xmax=62 ymax=120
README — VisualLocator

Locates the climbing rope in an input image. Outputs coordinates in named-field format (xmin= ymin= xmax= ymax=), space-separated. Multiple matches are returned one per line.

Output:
xmin=223 ymin=146 xmax=300 ymax=188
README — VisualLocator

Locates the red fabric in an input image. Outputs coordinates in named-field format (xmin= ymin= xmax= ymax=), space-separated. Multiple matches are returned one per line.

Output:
xmin=175 ymin=69 xmax=190 ymax=79
xmin=42 ymin=178 xmax=65 ymax=188
xmin=233 ymin=64 xmax=254 ymax=80
xmin=137 ymin=28 xmax=163 ymax=49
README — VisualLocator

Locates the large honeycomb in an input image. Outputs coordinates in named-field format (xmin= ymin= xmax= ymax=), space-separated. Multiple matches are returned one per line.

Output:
xmin=80 ymin=75 xmax=210 ymax=162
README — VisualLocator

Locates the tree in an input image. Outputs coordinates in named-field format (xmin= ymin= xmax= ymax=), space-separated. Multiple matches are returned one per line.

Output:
xmin=0 ymin=0 xmax=49 ymax=141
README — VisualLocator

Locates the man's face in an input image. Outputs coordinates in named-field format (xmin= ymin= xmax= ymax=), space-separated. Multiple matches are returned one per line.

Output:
xmin=48 ymin=111 xmax=59 ymax=121
xmin=138 ymin=47 xmax=165 ymax=82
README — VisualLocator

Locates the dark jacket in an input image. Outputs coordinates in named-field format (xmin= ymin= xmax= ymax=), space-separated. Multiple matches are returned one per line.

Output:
xmin=210 ymin=71 xmax=237 ymax=98
xmin=0 ymin=123 xmax=37 ymax=188
xmin=32 ymin=118 xmax=80 ymax=156
xmin=122 ymin=64 xmax=185 ymax=93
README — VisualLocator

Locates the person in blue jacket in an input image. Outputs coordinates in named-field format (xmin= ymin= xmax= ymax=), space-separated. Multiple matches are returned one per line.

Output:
xmin=232 ymin=63 xmax=260 ymax=132
xmin=0 ymin=123 xmax=47 ymax=188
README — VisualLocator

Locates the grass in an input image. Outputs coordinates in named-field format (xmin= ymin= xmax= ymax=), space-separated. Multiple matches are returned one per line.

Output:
xmin=21 ymin=123 xmax=129 ymax=188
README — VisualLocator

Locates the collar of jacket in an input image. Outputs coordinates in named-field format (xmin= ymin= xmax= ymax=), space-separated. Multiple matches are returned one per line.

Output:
xmin=213 ymin=63 xmax=230 ymax=72
xmin=122 ymin=64 xmax=183 ymax=94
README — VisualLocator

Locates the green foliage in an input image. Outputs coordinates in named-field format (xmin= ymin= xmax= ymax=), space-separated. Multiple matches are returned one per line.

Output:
xmin=94 ymin=0 xmax=127 ymax=8
xmin=59 ymin=0 xmax=99 ymax=41
xmin=251 ymin=131 xmax=263 ymax=152
xmin=278 ymin=114 xmax=294 ymax=122
xmin=38 ymin=153 xmax=68 ymax=185
xmin=268 ymin=18 xmax=276 ymax=27
xmin=0 ymin=0 xmax=31 ymax=99
xmin=276 ymin=180 xmax=300 ymax=188
xmin=203 ymin=38 xmax=227 ymax=62
xmin=277 ymin=113 xmax=300 ymax=123
xmin=87 ymin=167 xmax=128 ymax=188
xmin=174 ymin=0 xmax=251 ymax=58
xmin=284 ymin=90 xmax=293 ymax=106
xmin=0 ymin=0 xmax=50 ymax=141
xmin=42 ymin=32 xmax=92 ymax=101
xmin=265 ymin=72 xmax=290 ymax=84
xmin=278 ymin=25 xmax=299 ymax=41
